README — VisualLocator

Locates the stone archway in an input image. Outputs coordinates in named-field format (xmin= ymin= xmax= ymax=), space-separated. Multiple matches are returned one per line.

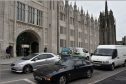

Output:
xmin=16 ymin=31 xmax=39 ymax=56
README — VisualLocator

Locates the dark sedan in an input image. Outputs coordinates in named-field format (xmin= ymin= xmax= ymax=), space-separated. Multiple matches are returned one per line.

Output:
xmin=33 ymin=57 xmax=93 ymax=84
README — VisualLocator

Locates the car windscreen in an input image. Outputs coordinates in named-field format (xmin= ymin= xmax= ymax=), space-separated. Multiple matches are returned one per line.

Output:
xmin=73 ymin=48 xmax=83 ymax=53
xmin=21 ymin=53 xmax=38 ymax=60
xmin=94 ymin=49 xmax=115 ymax=56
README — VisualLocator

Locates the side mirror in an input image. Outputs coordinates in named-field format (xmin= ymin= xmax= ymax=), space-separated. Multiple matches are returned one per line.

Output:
xmin=90 ymin=53 xmax=93 ymax=56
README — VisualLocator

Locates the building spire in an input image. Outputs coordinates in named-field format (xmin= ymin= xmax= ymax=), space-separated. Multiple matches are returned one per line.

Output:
xmin=74 ymin=1 xmax=77 ymax=10
xmin=105 ymin=0 xmax=108 ymax=16
xmin=81 ymin=6 xmax=83 ymax=14
xmin=65 ymin=0 xmax=69 ymax=6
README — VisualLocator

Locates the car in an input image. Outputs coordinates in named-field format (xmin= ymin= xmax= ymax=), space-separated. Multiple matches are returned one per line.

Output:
xmin=60 ymin=47 xmax=90 ymax=60
xmin=73 ymin=47 xmax=90 ymax=60
xmin=11 ymin=53 xmax=60 ymax=73
xmin=33 ymin=57 xmax=93 ymax=84
xmin=60 ymin=47 xmax=73 ymax=59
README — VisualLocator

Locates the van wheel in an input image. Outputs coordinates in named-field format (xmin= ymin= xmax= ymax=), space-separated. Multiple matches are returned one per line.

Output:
xmin=110 ymin=64 xmax=115 ymax=71
xmin=123 ymin=61 xmax=126 ymax=67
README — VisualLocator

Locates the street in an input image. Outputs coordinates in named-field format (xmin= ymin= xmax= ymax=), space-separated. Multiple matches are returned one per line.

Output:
xmin=0 ymin=64 xmax=126 ymax=84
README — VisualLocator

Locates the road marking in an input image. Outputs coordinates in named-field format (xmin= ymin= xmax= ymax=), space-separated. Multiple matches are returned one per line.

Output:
xmin=88 ymin=68 xmax=126 ymax=84
xmin=0 ymin=78 xmax=36 ymax=84
xmin=0 ymin=79 xmax=24 ymax=84
xmin=23 ymin=79 xmax=36 ymax=84
xmin=0 ymin=69 xmax=10 ymax=71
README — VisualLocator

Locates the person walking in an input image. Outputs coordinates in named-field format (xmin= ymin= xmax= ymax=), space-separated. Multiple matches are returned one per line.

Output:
xmin=44 ymin=47 xmax=47 ymax=53
xmin=6 ymin=45 xmax=13 ymax=59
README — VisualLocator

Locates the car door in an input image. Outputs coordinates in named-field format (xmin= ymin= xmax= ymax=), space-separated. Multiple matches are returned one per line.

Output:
xmin=112 ymin=49 xmax=120 ymax=66
xmin=43 ymin=54 xmax=55 ymax=64
xmin=32 ymin=54 xmax=48 ymax=69
xmin=72 ymin=60 xmax=84 ymax=79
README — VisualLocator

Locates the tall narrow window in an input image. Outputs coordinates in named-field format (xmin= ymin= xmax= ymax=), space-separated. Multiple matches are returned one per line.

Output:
xmin=60 ymin=39 xmax=63 ymax=47
xmin=37 ymin=10 xmax=43 ymax=26
xmin=17 ymin=1 xmax=25 ymax=21
xmin=28 ymin=6 xmax=35 ymax=24
xmin=50 ymin=0 xmax=51 ymax=10
xmin=53 ymin=0 xmax=54 ymax=10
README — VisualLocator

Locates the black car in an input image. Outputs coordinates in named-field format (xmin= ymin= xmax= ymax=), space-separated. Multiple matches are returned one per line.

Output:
xmin=33 ymin=57 xmax=93 ymax=84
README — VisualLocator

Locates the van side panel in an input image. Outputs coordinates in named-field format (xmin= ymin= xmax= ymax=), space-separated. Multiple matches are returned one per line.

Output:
xmin=117 ymin=46 xmax=126 ymax=65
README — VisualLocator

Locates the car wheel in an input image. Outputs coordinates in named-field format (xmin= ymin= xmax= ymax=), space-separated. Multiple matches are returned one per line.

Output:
xmin=58 ymin=76 xmax=67 ymax=84
xmin=23 ymin=65 xmax=32 ymax=74
xmin=110 ymin=64 xmax=115 ymax=71
xmin=123 ymin=61 xmax=126 ymax=67
xmin=85 ymin=70 xmax=92 ymax=78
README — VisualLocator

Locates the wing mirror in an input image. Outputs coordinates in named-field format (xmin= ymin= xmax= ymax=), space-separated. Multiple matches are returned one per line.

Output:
xmin=90 ymin=53 xmax=94 ymax=56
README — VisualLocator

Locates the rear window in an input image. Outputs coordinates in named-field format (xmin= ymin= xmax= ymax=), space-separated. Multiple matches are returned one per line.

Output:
xmin=61 ymin=48 xmax=72 ymax=55
xmin=21 ymin=53 xmax=38 ymax=60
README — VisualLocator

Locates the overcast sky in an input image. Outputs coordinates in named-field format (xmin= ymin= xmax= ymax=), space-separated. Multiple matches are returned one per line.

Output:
xmin=69 ymin=0 xmax=126 ymax=41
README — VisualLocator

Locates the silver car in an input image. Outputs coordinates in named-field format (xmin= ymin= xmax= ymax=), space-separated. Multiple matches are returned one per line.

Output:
xmin=11 ymin=53 xmax=60 ymax=73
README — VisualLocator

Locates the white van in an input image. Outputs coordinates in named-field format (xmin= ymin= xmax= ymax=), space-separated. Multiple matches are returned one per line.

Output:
xmin=91 ymin=45 xmax=126 ymax=70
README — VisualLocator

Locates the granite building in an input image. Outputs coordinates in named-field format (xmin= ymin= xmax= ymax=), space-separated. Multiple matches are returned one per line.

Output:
xmin=0 ymin=0 xmax=99 ymax=57
xmin=122 ymin=36 xmax=126 ymax=45
xmin=99 ymin=1 xmax=116 ymax=45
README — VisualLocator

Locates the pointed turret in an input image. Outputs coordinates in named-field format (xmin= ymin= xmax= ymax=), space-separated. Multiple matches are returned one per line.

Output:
xmin=81 ymin=6 xmax=83 ymax=14
xmin=105 ymin=0 xmax=108 ymax=16
xmin=65 ymin=0 xmax=69 ymax=6
xmin=74 ymin=1 xmax=77 ymax=10
xmin=86 ymin=11 xmax=89 ymax=17
xmin=91 ymin=14 xmax=94 ymax=21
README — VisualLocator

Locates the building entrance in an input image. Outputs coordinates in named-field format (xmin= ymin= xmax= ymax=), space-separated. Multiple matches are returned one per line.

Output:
xmin=16 ymin=31 xmax=39 ymax=56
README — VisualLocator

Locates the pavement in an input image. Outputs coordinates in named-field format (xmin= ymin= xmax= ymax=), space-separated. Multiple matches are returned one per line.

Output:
xmin=95 ymin=69 xmax=126 ymax=84
xmin=0 ymin=56 xmax=22 ymax=65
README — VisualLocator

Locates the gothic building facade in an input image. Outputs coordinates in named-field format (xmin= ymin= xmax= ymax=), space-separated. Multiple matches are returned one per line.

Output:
xmin=99 ymin=1 xmax=116 ymax=45
xmin=0 ymin=0 xmax=99 ymax=57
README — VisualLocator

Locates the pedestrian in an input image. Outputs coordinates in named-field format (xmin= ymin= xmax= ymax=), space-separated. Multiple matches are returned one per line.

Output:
xmin=6 ymin=46 xmax=10 ymax=59
xmin=44 ymin=47 xmax=47 ymax=53
xmin=6 ymin=45 xmax=13 ymax=59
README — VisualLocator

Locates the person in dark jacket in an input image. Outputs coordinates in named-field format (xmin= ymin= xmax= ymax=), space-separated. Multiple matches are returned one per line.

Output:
xmin=44 ymin=47 xmax=47 ymax=53
xmin=6 ymin=45 xmax=13 ymax=58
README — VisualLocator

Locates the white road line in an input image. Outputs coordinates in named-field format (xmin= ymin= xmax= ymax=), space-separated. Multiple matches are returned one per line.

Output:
xmin=0 ymin=79 xmax=24 ymax=84
xmin=88 ymin=68 xmax=126 ymax=84
xmin=0 ymin=79 xmax=36 ymax=84
xmin=23 ymin=79 xmax=36 ymax=84
xmin=0 ymin=69 xmax=10 ymax=71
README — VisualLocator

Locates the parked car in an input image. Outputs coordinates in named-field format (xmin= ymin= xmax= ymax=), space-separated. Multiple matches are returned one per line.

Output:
xmin=60 ymin=47 xmax=73 ymax=58
xmin=60 ymin=47 xmax=90 ymax=60
xmin=33 ymin=57 xmax=93 ymax=84
xmin=91 ymin=45 xmax=126 ymax=70
xmin=11 ymin=53 xmax=60 ymax=73
xmin=73 ymin=47 xmax=90 ymax=60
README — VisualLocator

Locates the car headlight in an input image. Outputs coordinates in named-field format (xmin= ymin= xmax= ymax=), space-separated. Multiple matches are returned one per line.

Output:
xmin=16 ymin=63 xmax=24 ymax=67
xmin=102 ymin=61 xmax=109 ymax=64
xmin=44 ymin=76 xmax=51 ymax=80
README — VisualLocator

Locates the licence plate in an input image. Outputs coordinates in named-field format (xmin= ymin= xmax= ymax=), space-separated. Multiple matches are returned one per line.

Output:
xmin=94 ymin=63 xmax=101 ymax=66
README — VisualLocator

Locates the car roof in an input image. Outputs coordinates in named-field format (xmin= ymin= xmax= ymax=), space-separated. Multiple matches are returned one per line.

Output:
xmin=37 ymin=52 xmax=55 ymax=55
xmin=62 ymin=56 xmax=85 ymax=60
